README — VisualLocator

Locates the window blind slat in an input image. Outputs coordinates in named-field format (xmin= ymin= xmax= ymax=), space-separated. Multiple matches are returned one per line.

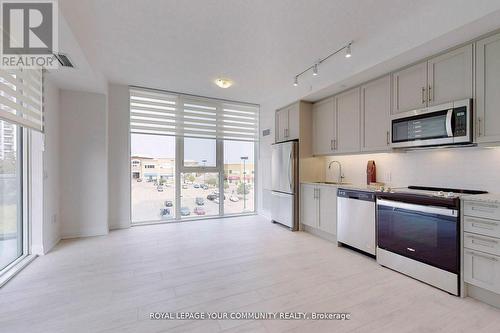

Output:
xmin=130 ymin=87 xmax=259 ymax=141
xmin=0 ymin=68 xmax=43 ymax=132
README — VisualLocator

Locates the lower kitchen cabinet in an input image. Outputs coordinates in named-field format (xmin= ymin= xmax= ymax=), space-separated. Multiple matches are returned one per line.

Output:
xmin=463 ymin=198 xmax=500 ymax=297
xmin=300 ymin=183 xmax=337 ymax=236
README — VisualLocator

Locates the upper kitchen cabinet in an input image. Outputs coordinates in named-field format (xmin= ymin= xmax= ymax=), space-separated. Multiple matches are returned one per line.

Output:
xmin=275 ymin=101 xmax=311 ymax=145
xmin=312 ymin=97 xmax=336 ymax=155
xmin=392 ymin=44 xmax=473 ymax=114
xmin=336 ymin=87 xmax=361 ymax=154
xmin=392 ymin=61 xmax=427 ymax=114
xmin=476 ymin=33 xmax=500 ymax=143
xmin=361 ymin=75 xmax=391 ymax=152
xmin=427 ymin=44 xmax=473 ymax=106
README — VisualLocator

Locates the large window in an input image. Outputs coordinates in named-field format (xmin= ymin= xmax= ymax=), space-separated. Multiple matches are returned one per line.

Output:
xmin=131 ymin=134 xmax=176 ymax=223
xmin=0 ymin=121 xmax=23 ymax=270
xmin=130 ymin=87 xmax=258 ymax=223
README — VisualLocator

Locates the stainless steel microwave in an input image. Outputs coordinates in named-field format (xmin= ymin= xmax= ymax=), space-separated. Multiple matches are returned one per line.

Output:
xmin=391 ymin=99 xmax=472 ymax=148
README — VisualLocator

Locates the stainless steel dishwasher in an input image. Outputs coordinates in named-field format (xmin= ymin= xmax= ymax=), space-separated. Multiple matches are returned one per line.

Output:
xmin=337 ymin=189 xmax=376 ymax=256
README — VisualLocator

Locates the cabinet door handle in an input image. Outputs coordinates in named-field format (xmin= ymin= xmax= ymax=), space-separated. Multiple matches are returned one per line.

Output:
xmin=421 ymin=87 xmax=426 ymax=104
xmin=330 ymin=139 xmax=334 ymax=151
xmin=428 ymin=85 xmax=432 ymax=102
xmin=333 ymin=139 xmax=337 ymax=150
xmin=466 ymin=251 xmax=499 ymax=262
xmin=478 ymin=117 xmax=482 ymax=137
xmin=386 ymin=131 xmax=390 ymax=145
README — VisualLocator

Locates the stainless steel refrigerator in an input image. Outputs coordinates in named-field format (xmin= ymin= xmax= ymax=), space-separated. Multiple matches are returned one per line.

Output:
xmin=271 ymin=140 xmax=299 ymax=230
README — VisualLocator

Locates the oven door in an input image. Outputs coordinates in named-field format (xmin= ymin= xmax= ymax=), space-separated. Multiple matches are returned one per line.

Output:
xmin=377 ymin=199 xmax=459 ymax=273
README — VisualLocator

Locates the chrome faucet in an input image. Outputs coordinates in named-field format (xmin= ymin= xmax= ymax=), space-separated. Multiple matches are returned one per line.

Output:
xmin=328 ymin=160 xmax=344 ymax=184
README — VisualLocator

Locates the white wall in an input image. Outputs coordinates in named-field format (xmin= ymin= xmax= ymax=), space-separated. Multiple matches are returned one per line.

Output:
xmin=59 ymin=89 xmax=109 ymax=238
xmin=42 ymin=78 xmax=61 ymax=251
xmin=108 ymin=84 xmax=131 ymax=229
xmin=31 ymin=77 xmax=61 ymax=254
xmin=324 ymin=148 xmax=500 ymax=193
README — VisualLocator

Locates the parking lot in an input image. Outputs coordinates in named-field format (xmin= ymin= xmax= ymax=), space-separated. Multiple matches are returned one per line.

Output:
xmin=131 ymin=176 xmax=254 ymax=222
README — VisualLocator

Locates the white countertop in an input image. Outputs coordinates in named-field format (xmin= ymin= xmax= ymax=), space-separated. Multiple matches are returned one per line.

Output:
xmin=300 ymin=181 xmax=379 ymax=192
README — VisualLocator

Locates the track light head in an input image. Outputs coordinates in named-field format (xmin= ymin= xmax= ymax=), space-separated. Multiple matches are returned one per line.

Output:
xmin=293 ymin=76 xmax=298 ymax=86
xmin=312 ymin=63 xmax=319 ymax=76
xmin=345 ymin=44 xmax=352 ymax=58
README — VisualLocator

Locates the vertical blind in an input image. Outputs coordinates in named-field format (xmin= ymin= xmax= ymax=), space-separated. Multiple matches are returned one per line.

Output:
xmin=130 ymin=87 xmax=259 ymax=141
xmin=0 ymin=68 xmax=43 ymax=132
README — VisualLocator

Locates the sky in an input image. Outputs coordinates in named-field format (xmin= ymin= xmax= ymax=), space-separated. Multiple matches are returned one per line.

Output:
xmin=131 ymin=134 xmax=254 ymax=164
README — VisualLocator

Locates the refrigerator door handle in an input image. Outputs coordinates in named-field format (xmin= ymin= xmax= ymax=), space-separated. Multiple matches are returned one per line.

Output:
xmin=288 ymin=150 xmax=293 ymax=192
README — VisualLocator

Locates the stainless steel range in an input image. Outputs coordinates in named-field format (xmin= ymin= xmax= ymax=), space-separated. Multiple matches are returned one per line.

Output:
xmin=376 ymin=186 xmax=487 ymax=296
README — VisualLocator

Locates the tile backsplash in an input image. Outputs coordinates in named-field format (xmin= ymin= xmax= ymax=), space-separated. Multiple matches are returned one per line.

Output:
xmin=324 ymin=147 xmax=500 ymax=192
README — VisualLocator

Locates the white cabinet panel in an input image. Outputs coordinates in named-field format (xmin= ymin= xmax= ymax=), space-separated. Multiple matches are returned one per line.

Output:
xmin=464 ymin=215 xmax=500 ymax=239
xmin=361 ymin=75 xmax=391 ymax=152
xmin=464 ymin=201 xmax=500 ymax=221
xmin=312 ymin=97 xmax=336 ymax=155
xmin=392 ymin=61 xmax=427 ymax=114
xmin=464 ymin=233 xmax=500 ymax=257
xmin=476 ymin=33 xmax=500 ymax=143
xmin=300 ymin=184 xmax=317 ymax=228
xmin=336 ymin=88 xmax=360 ymax=154
xmin=464 ymin=250 xmax=500 ymax=294
xmin=427 ymin=44 xmax=472 ymax=106
xmin=318 ymin=186 xmax=337 ymax=235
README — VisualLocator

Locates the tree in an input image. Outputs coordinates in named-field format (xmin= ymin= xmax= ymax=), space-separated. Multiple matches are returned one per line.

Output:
xmin=206 ymin=178 xmax=217 ymax=187
xmin=186 ymin=174 xmax=195 ymax=183
xmin=237 ymin=182 xmax=250 ymax=195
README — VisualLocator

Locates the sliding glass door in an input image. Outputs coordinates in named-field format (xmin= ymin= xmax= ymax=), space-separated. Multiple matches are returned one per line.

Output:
xmin=0 ymin=121 xmax=23 ymax=270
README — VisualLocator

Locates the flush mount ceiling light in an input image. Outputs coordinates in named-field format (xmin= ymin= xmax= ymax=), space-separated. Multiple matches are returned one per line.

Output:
xmin=214 ymin=78 xmax=233 ymax=88
xmin=292 ymin=41 xmax=353 ymax=86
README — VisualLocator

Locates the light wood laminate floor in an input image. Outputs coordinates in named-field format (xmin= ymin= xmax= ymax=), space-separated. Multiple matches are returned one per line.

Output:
xmin=1 ymin=215 xmax=500 ymax=332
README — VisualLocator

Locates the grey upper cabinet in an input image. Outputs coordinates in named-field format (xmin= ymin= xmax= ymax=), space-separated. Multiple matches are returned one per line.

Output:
xmin=312 ymin=97 xmax=336 ymax=155
xmin=427 ymin=44 xmax=473 ymax=106
xmin=336 ymin=87 xmax=360 ymax=154
xmin=275 ymin=102 xmax=307 ymax=143
xmin=392 ymin=45 xmax=473 ymax=114
xmin=392 ymin=61 xmax=427 ymax=114
xmin=476 ymin=33 xmax=500 ymax=143
xmin=361 ymin=75 xmax=391 ymax=152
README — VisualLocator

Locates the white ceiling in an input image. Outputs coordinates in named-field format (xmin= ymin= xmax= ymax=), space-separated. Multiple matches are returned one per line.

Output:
xmin=55 ymin=0 xmax=500 ymax=109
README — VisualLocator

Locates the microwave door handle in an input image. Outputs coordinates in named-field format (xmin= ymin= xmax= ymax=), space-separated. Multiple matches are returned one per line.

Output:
xmin=446 ymin=109 xmax=453 ymax=137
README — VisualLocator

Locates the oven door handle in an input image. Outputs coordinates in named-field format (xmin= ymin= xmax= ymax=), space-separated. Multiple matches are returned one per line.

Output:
xmin=377 ymin=199 xmax=458 ymax=217
xmin=446 ymin=109 xmax=453 ymax=137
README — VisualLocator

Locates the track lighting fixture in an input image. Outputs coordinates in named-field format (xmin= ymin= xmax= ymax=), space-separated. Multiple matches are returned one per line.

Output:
xmin=312 ymin=63 xmax=319 ymax=76
xmin=345 ymin=44 xmax=352 ymax=58
xmin=292 ymin=41 xmax=353 ymax=86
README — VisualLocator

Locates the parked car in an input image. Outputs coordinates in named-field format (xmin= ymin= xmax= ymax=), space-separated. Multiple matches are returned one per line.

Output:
xmin=193 ymin=184 xmax=200 ymax=189
xmin=207 ymin=193 xmax=217 ymax=201
xmin=157 ymin=186 xmax=164 ymax=192
xmin=180 ymin=207 xmax=190 ymax=216
xmin=214 ymin=198 xmax=219 ymax=204
xmin=159 ymin=208 xmax=171 ymax=218
xmin=154 ymin=181 xmax=158 ymax=186
xmin=165 ymin=200 xmax=173 ymax=207
xmin=182 ymin=184 xmax=188 ymax=189
xmin=195 ymin=197 xmax=204 ymax=205
xmin=230 ymin=195 xmax=239 ymax=202
xmin=194 ymin=207 xmax=206 ymax=215
xmin=136 ymin=178 xmax=142 ymax=182
xmin=201 ymin=184 xmax=209 ymax=190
